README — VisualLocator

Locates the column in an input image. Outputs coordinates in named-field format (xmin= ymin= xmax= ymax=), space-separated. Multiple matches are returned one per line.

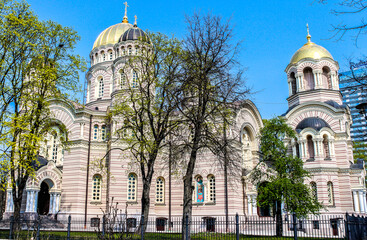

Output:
xmin=252 ymin=195 xmax=257 ymax=216
xmin=313 ymin=72 xmax=320 ymax=89
xmin=49 ymin=193 xmax=54 ymax=214
xmin=288 ymin=80 xmax=292 ymax=96
xmin=25 ymin=191 xmax=30 ymax=212
xmin=6 ymin=190 xmax=13 ymax=212
xmin=247 ymin=195 xmax=252 ymax=215
xmin=353 ymin=191 xmax=359 ymax=212
xmin=55 ymin=193 xmax=61 ymax=213
xmin=358 ymin=191 xmax=365 ymax=213
xmin=364 ymin=191 xmax=367 ymax=212
xmin=33 ymin=191 xmax=39 ymax=212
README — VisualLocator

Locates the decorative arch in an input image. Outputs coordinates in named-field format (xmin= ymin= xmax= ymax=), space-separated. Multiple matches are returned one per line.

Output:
xmin=297 ymin=61 xmax=318 ymax=73
xmin=303 ymin=67 xmax=315 ymax=90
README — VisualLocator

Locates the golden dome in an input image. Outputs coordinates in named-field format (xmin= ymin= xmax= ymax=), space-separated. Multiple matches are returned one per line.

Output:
xmin=290 ymin=29 xmax=333 ymax=64
xmin=93 ymin=22 xmax=133 ymax=49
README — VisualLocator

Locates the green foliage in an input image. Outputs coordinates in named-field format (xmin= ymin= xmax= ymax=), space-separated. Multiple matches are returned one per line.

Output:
xmin=0 ymin=0 xmax=86 ymax=219
xmin=253 ymin=117 xmax=322 ymax=218
xmin=353 ymin=141 xmax=367 ymax=162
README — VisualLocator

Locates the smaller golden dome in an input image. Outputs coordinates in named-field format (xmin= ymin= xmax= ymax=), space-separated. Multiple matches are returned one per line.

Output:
xmin=290 ymin=28 xmax=333 ymax=64
xmin=93 ymin=22 xmax=133 ymax=49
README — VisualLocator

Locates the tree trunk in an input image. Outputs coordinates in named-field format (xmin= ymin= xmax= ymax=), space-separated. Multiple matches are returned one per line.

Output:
xmin=140 ymin=180 xmax=151 ymax=233
xmin=182 ymin=174 xmax=193 ymax=240
xmin=275 ymin=200 xmax=283 ymax=237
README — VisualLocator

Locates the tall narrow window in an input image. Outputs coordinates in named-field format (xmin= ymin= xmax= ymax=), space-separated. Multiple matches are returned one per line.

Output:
xmin=122 ymin=47 xmax=126 ymax=56
xmin=290 ymin=72 xmax=297 ymax=95
xmin=120 ymin=71 xmax=126 ymax=86
xmin=99 ymin=78 xmax=104 ymax=98
xmin=135 ymin=47 xmax=139 ymax=55
xmin=102 ymin=52 xmax=106 ymax=61
xmin=303 ymin=67 xmax=315 ymax=90
xmin=92 ymin=175 xmax=102 ymax=201
xmin=310 ymin=182 xmax=317 ymax=201
xmin=327 ymin=182 xmax=334 ymax=206
xmin=307 ymin=135 xmax=315 ymax=159
xmin=295 ymin=142 xmax=300 ymax=158
xmin=128 ymin=47 xmax=132 ymax=56
xmin=323 ymin=135 xmax=330 ymax=159
xmin=52 ymin=134 xmax=58 ymax=161
xmin=101 ymin=125 xmax=106 ymax=141
xmin=93 ymin=125 xmax=98 ymax=140
xmin=156 ymin=177 xmax=164 ymax=203
xmin=116 ymin=48 xmax=119 ymax=57
xmin=322 ymin=66 xmax=331 ymax=89
xmin=95 ymin=53 xmax=98 ymax=63
xmin=208 ymin=175 xmax=216 ymax=202
xmin=196 ymin=176 xmax=204 ymax=203
xmin=132 ymin=71 xmax=138 ymax=88
xmin=127 ymin=173 xmax=137 ymax=201
xmin=109 ymin=51 xmax=113 ymax=60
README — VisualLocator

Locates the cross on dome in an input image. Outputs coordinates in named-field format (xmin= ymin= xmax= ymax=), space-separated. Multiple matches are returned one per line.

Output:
xmin=306 ymin=23 xmax=311 ymax=43
xmin=134 ymin=15 xmax=137 ymax=27
xmin=123 ymin=1 xmax=129 ymax=23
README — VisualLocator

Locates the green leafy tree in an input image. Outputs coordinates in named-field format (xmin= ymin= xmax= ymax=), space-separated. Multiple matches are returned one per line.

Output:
xmin=353 ymin=141 xmax=367 ymax=161
xmin=0 ymin=0 xmax=86 ymax=223
xmin=111 ymin=32 xmax=182 ymax=233
xmin=251 ymin=117 xmax=322 ymax=237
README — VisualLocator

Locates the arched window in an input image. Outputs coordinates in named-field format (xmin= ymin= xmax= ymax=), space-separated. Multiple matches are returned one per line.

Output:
xmin=101 ymin=125 xmax=106 ymax=141
xmin=135 ymin=47 xmax=139 ymax=55
xmin=156 ymin=177 xmax=164 ymax=203
xmin=132 ymin=71 xmax=138 ymax=88
xmin=120 ymin=71 xmax=126 ymax=87
xmin=102 ymin=52 xmax=106 ymax=61
xmin=303 ymin=67 xmax=315 ymax=90
xmin=307 ymin=135 xmax=315 ymax=159
xmin=128 ymin=47 xmax=132 ymax=56
xmin=116 ymin=48 xmax=119 ymax=57
xmin=127 ymin=173 xmax=137 ymax=201
xmin=122 ymin=47 xmax=126 ymax=56
xmin=92 ymin=175 xmax=102 ymax=201
xmin=322 ymin=66 xmax=331 ymax=89
xmin=310 ymin=182 xmax=318 ymax=201
xmin=327 ymin=182 xmax=334 ymax=206
xmin=109 ymin=50 xmax=113 ymax=60
xmin=52 ymin=134 xmax=58 ymax=161
xmin=91 ymin=56 xmax=94 ymax=65
xmin=290 ymin=72 xmax=297 ymax=95
xmin=98 ymin=78 xmax=104 ymax=98
xmin=196 ymin=176 xmax=204 ymax=203
xmin=208 ymin=175 xmax=216 ymax=202
xmin=93 ymin=125 xmax=98 ymax=140
xmin=95 ymin=53 xmax=98 ymax=63
xmin=323 ymin=135 xmax=330 ymax=159
xmin=295 ymin=142 xmax=300 ymax=158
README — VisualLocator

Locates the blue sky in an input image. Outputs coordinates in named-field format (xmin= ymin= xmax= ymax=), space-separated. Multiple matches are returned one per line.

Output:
xmin=27 ymin=0 xmax=367 ymax=119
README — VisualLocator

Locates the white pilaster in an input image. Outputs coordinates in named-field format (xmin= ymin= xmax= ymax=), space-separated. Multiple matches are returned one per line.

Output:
xmin=359 ymin=191 xmax=365 ymax=213
xmin=252 ymin=195 xmax=257 ymax=216
xmin=6 ymin=189 xmax=14 ymax=212
xmin=247 ymin=195 xmax=252 ymax=215
xmin=353 ymin=191 xmax=359 ymax=212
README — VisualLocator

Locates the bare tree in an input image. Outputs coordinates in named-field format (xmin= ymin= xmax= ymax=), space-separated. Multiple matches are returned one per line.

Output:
xmin=176 ymin=12 xmax=250 ymax=239
xmin=111 ymin=32 xmax=183 ymax=233
xmin=318 ymin=0 xmax=367 ymax=41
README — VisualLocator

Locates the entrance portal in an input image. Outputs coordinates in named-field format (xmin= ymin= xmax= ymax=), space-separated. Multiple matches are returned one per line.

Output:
xmin=37 ymin=181 xmax=50 ymax=215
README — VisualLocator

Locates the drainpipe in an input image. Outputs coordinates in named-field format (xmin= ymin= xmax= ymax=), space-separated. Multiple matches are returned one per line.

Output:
xmin=84 ymin=114 xmax=93 ymax=227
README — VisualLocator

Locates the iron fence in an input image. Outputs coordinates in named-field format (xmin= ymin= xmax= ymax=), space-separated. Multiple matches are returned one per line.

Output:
xmin=0 ymin=213 xmax=366 ymax=239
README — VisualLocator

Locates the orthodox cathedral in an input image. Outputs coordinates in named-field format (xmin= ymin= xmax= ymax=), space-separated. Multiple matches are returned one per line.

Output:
xmin=4 ymin=5 xmax=367 ymax=224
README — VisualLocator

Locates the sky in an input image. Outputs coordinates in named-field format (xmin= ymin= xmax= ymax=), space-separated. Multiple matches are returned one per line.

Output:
xmin=27 ymin=0 xmax=367 ymax=119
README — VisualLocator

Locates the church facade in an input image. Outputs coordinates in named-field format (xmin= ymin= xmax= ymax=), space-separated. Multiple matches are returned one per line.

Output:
xmin=4 ymin=10 xmax=366 ymax=223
